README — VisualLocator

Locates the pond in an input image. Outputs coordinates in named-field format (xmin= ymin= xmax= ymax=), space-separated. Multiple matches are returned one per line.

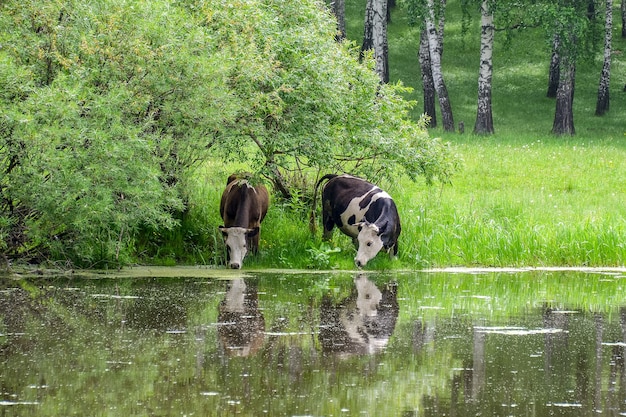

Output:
xmin=2 ymin=267 xmax=626 ymax=416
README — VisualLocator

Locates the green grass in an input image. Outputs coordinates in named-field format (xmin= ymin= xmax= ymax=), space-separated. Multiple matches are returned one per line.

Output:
xmin=398 ymin=136 xmax=626 ymax=267
xmin=154 ymin=1 xmax=626 ymax=270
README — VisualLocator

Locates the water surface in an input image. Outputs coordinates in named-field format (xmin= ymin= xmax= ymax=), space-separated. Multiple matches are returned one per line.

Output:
xmin=1 ymin=268 xmax=626 ymax=416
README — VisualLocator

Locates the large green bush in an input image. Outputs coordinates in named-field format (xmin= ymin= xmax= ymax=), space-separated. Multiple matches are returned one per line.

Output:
xmin=0 ymin=0 xmax=454 ymax=267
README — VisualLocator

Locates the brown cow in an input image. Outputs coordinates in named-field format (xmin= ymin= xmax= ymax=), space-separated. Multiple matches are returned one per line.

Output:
xmin=217 ymin=278 xmax=265 ymax=357
xmin=219 ymin=174 xmax=269 ymax=269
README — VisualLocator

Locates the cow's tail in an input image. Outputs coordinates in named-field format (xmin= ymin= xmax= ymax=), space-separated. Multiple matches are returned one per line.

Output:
xmin=309 ymin=174 xmax=337 ymax=235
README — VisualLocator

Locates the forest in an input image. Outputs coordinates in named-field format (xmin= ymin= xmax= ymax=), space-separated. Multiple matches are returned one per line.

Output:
xmin=350 ymin=0 xmax=625 ymax=136
xmin=1 ymin=0 xmax=625 ymax=269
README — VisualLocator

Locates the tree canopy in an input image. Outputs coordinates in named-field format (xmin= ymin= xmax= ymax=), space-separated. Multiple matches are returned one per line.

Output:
xmin=0 ymin=0 xmax=455 ymax=267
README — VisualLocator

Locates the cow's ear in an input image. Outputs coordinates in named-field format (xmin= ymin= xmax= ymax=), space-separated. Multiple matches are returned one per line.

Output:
xmin=247 ymin=227 xmax=260 ymax=238
xmin=219 ymin=226 xmax=227 ymax=236
xmin=356 ymin=222 xmax=364 ymax=232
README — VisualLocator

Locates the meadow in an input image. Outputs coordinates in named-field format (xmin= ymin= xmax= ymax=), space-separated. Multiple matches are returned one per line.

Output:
xmin=161 ymin=1 xmax=626 ymax=270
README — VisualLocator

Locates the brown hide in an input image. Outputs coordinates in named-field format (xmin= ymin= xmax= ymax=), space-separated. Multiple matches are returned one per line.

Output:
xmin=217 ymin=278 xmax=265 ymax=357
xmin=219 ymin=175 xmax=269 ymax=254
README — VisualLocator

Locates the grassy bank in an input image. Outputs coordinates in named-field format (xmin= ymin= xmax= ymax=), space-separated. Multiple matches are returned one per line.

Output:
xmin=180 ymin=134 xmax=626 ymax=270
xmin=402 ymin=135 xmax=626 ymax=268
xmin=151 ymin=1 xmax=626 ymax=270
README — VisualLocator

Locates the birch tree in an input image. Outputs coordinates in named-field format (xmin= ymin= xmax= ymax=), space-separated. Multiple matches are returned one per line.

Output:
xmin=547 ymin=36 xmax=561 ymax=98
xmin=552 ymin=53 xmax=576 ymax=135
xmin=419 ymin=29 xmax=438 ymax=127
xmin=474 ymin=0 xmax=494 ymax=134
xmin=623 ymin=0 xmax=626 ymax=91
xmin=622 ymin=0 xmax=625 ymax=37
xmin=547 ymin=1 xmax=592 ymax=136
xmin=595 ymin=0 xmax=612 ymax=115
xmin=330 ymin=0 xmax=347 ymax=41
xmin=362 ymin=0 xmax=389 ymax=82
xmin=425 ymin=0 xmax=454 ymax=131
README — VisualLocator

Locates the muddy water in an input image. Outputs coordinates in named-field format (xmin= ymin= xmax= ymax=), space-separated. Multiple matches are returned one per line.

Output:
xmin=1 ymin=268 xmax=626 ymax=416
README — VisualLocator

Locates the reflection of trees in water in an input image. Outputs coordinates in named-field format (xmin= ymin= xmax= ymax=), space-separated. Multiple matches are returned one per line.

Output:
xmin=319 ymin=274 xmax=399 ymax=356
xmin=124 ymin=286 xmax=189 ymax=331
xmin=6 ymin=275 xmax=626 ymax=416
xmin=417 ymin=306 xmax=626 ymax=416
xmin=0 ymin=282 xmax=109 ymax=356
xmin=0 ymin=286 xmax=42 ymax=356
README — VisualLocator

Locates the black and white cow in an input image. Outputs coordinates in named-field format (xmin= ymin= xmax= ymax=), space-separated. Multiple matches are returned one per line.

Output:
xmin=219 ymin=174 xmax=269 ymax=269
xmin=312 ymin=174 xmax=401 ymax=268
xmin=319 ymin=274 xmax=399 ymax=355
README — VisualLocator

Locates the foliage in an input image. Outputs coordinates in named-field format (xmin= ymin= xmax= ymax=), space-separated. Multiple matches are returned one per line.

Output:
xmin=200 ymin=0 xmax=457 ymax=193
xmin=305 ymin=241 xmax=342 ymax=269
xmin=0 ymin=0 xmax=455 ymax=267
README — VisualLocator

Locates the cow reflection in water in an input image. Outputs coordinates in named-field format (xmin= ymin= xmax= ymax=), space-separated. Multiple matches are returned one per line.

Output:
xmin=319 ymin=274 xmax=398 ymax=355
xmin=217 ymin=279 xmax=265 ymax=357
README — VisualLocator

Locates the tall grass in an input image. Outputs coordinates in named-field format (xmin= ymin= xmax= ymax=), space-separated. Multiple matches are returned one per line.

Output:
xmin=166 ymin=1 xmax=626 ymax=270
xmin=397 ymin=136 xmax=626 ymax=267
xmin=181 ymin=136 xmax=626 ymax=268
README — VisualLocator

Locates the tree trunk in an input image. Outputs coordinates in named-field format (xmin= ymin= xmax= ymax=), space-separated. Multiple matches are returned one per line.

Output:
xmin=387 ymin=0 xmax=396 ymax=23
xmin=331 ymin=0 xmax=347 ymax=41
xmin=438 ymin=0 xmax=446 ymax=56
xmin=361 ymin=0 xmax=374 ymax=56
xmin=552 ymin=54 xmax=576 ymax=135
xmin=419 ymin=29 xmax=437 ymax=128
xmin=426 ymin=0 xmax=454 ymax=131
xmin=474 ymin=0 xmax=494 ymax=135
xmin=547 ymin=35 xmax=560 ymax=98
xmin=595 ymin=0 xmax=613 ymax=116
xmin=622 ymin=0 xmax=626 ymax=37
xmin=361 ymin=0 xmax=389 ymax=83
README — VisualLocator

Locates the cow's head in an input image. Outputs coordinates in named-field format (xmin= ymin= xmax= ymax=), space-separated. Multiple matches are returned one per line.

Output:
xmin=354 ymin=222 xmax=385 ymax=268
xmin=219 ymin=226 xmax=259 ymax=269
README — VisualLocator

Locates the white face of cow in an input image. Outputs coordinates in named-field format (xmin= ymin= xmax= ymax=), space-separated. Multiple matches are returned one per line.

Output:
xmin=354 ymin=274 xmax=382 ymax=316
xmin=219 ymin=226 xmax=257 ymax=269
xmin=354 ymin=223 xmax=384 ymax=268
xmin=337 ymin=275 xmax=389 ymax=354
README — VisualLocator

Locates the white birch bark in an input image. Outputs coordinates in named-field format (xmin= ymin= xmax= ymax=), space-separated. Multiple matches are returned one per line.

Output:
xmin=474 ymin=0 xmax=494 ymax=134
xmin=437 ymin=0 xmax=446 ymax=56
xmin=595 ymin=0 xmax=612 ymax=116
xmin=372 ymin=0 xmax=388 ymax=83
xmin=425 ymin=0 xmax=454 ymax=131
xmin=361 ymin=0 xmax=388 ymax=83
xmin=419 ymin=29 xmax=437 ymax=127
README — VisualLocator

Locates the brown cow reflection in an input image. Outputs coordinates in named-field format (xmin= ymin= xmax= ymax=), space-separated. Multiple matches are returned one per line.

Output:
xmin=319 ymin=274 xmax=398 ymax=355
xmin=217 ymin=278 xmax=265 ymax=357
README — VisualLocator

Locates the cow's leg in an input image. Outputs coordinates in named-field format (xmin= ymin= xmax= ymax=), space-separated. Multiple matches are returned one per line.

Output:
xmin=322 ymin=226 xmax=334 ymax=240
xmin=386 ymin=244 xmax=398 ymax=258
xmin=249 ymin=233 xmax=260 ymax=254
xmin=322 ymin=206 xmax=334 ymax=240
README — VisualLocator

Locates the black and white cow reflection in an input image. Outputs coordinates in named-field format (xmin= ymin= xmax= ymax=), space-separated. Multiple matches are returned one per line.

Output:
xmin=217 ymin=279 xmax=265 ymax=357
xmin=319 ymin=274 xmax=398 ymax=356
